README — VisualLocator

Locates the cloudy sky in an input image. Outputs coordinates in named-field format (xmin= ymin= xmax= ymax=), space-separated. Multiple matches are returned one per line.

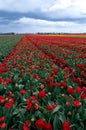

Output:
xmin=0 ymin=0 xmax=86 ymax=33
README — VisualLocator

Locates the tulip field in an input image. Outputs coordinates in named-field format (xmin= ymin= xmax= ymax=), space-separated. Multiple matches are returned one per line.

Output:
xmin=0 ymin=34 xmax=86 ymax=130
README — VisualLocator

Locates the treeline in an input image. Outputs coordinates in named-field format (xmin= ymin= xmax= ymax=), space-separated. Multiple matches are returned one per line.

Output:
xmin=0 ymin=32 xmax=15 ymax=35
xmin=36 ymin=32 xmax=86 ymax=35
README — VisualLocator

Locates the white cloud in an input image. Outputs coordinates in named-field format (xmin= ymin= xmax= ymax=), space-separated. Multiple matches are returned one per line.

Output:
xmin=48 ymin=0 xmax=71 ymax=11
xmin=13 ymin=17 xmax=78 ymax=27
xmin=0 ymin=0 xmax=55 ymax=13
xmin=0 ymin=0 xmax=86 ymax=15
xmin=44 ymin=0 xmax=86 ymax=19
xmin=0 ymin=0 xmax=41 ymax=12
xmin=13 ymin=17 xmax=55 ymax=27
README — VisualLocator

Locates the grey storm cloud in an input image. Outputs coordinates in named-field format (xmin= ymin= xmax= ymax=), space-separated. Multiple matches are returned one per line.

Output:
xmin=0 ymin=0 xmax=86 ymax=33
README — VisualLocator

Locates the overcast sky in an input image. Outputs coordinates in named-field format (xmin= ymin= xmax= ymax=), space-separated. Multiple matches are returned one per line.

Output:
xmin=0 ymin=0 xmax=86 ymax=33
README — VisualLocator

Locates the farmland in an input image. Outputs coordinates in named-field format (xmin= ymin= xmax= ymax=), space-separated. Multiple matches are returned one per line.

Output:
xmin=0 ymin=34 xmax=86 ymax=130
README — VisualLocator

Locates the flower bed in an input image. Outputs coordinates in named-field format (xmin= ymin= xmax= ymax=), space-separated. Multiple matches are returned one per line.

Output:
xmin=0 ymin=35 xmax=86 ymax=130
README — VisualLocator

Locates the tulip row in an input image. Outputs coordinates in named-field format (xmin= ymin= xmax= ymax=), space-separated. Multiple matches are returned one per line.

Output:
xmin=0 ymin=35 xmax=22 ymax=62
